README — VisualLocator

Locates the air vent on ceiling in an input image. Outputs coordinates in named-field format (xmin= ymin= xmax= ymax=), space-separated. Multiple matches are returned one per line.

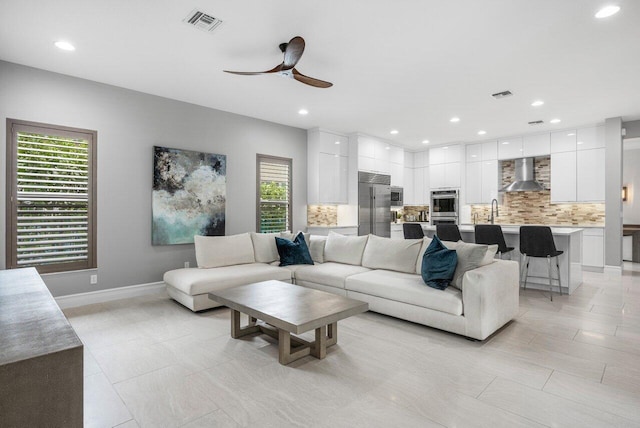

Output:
xmin=183 ymin=9 xmax=223 ymax=33
xmin=491 ymin=90 xmax=513 ymax=99
xmin=528 ymin=120 xmax=544 ymax=125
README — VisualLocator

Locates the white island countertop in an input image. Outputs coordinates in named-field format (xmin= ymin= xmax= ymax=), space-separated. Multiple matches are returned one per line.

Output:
xmin=423 ymin=224 xmax=583 ymax=236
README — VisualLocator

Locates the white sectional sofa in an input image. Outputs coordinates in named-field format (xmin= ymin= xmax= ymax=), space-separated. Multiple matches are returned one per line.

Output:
xmin=163 ymin=231 xmax=520 ymax=340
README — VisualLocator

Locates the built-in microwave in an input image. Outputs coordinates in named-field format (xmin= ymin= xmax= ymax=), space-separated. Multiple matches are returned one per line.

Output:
xmin=390 ymin=186 xmax=403 ymax=207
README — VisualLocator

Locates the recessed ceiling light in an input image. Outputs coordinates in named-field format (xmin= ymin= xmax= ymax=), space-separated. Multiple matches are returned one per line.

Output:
xmin=567 ymin=133 xmax=576 ymax=136
xmin=450 ymin=117 xmax=460 ymax=123
xmin=385 ymin=146 xmax=390 ymax=150
xmin=298 ymin=109 xmax=308 ymax=115
xmin=531 ymin=100 xmax=544 ymax=107
xmin=443 ymin=146 xmax=449 ymax=150
xmin=390 ymin=130 xmax=399 ymax=135
xmin=550 ymin=118 xmax=561 ymax=124
xmin=595 ymin=5 xmax=620 ymax=18
xmin=54 ymin=40 xmax=75 ymax=51
xmin=422 ymin=140 xmax=430 ymax=145
xmin=477 ymin=130 xmax=487 ymax=135
xmin=577 ymin=141 xmax=584 ymax=145
xmin=471 ymin=155 xmax=477 ymax=158
xmin=502 ymin=141 xmax=510 ymax=145
xmin=334 ymin=141 xmax=340 ymax=145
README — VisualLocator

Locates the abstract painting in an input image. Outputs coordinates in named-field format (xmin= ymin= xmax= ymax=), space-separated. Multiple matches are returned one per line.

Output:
xmin=152 ymin=146 xmax=226 ymax=245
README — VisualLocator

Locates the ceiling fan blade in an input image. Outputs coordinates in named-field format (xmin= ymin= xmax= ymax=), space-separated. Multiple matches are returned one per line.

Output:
xmin=282 ymin=37 xmax=305 ymax=70
xmin=224 ymin=63 xmax=283 ymax=75
xmin=292 ymin=68 xmax=333 ymax=88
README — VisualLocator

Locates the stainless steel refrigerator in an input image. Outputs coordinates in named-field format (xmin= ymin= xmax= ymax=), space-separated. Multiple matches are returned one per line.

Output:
xmin=358 ymin=172 xmax=391 ymax=237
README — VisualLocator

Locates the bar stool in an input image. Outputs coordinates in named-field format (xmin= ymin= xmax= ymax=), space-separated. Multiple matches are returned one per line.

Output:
xmin=436 ymin=224 xmax=462 ymax=242
xmin=403 ymin=223 xmax=424 ymax=239
xmin=519 ymin=226 xmax=563 ymax=301
xmin=475 ymin=225 xmax=515 ymax=259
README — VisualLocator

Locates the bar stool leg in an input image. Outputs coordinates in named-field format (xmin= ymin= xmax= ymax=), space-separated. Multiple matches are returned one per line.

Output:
xmin=556 ymin=256 xmax=562 ymax=296
xmin=523 ymin=257 xmax=530 ymax=290
xmin=547 ymin=257 xmax=553 ymax=301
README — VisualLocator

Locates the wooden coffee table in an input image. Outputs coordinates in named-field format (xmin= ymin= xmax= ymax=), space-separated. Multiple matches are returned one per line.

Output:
xmin=208 ymin=280 xmax=368 ymax=365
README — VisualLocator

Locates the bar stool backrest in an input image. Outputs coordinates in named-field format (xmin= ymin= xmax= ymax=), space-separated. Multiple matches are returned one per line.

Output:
xmin=403 ymin=223 xmax=424 ymax=239
xmin=436 ymin=224 xmax=462 ymax=242
xmin=519 ymin=226 xmax=559 ymax=257
xmin=475 ymin=224 xmax=508 ymax=253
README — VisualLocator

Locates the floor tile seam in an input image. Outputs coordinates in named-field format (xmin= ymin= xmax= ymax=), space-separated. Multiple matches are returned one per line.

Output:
xmin=474 ymin=389 xmax=554 ymax=428
xmin=573 ymin=335 xmax=640 ymax=357
xmin=112 ymin=418 xmax=137 ymax=428
xmin=110 ymin=361 xmax=178 ymax=387
xmin=474 ymin=375 xmax=497 ymax=399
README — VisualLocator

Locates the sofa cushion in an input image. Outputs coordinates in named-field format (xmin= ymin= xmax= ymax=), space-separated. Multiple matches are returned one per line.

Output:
xmin=324 ymin=231 xmax=369 ymax=266
xmin=164 ymin=263 xmax=290 ymax=296
xmin=444 ymin=241 xmax=498 ymax=290
xmin=275 ymin=234 xmax=314 ymax=266
xmin=250 ymin=232 xmax=280 ymax=263
xmin=362 ymin=234 xmax=423 ymax=273
xmin=415 ymin=237 xmax=433 ymax=274
xmin=421 ymin=236 xmax=458 ymax=290
xmin=346 ymin=270 xmax=463 ymax=316
xmin=308 ymin=235 xmax=327 ymax=263
xmin=280 ymin=231 xmax=310 ymax=244
xmin=294 ymin=262 xmax=371 ymax=289
xmin=195 ymin=233 xmax=255 ymax=268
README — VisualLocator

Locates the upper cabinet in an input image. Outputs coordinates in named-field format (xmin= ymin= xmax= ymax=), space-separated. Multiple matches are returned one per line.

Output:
xmin=466 ymin=141 xmax=498 ymax=204
xmin=308 ymin=129 xmax=350 ymax=204
xmin=429 ymin=145 xmax=461 ymax=165
xmin=429 ymin=145 xmax=461 ymax=189
xmin=355 ymin=134 xmax=404 ymax=183
xmin=551 ymin=130 xmax=576 ymax=153
xmin=577 ymin=126 xmax=605 ymax=151
xmin=498 ymin=137 xmax=523 ymax=160
xmin=523 ymin=133 xmax=550 ymax=157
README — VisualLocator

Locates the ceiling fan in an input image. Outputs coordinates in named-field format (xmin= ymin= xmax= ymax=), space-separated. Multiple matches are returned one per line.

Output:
xmin=224 ymin=36 xmax=333 ymax=88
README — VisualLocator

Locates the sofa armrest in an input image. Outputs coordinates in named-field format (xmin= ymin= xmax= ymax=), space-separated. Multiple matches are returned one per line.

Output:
xmin=461 ymin=259 xmax=520 ymax=340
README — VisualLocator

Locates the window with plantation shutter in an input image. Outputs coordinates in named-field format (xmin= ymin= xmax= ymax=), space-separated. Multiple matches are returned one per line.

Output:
xmin=257 ymin=154 xmax=292 ymax=233
xmin=6 ymin=119 xmax=97 ymax=274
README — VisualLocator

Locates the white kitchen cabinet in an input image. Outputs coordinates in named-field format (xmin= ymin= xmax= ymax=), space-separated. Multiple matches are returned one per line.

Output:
xmin=358 ymin=136 xmax=376 ymax=158
xmin=429 ymin=164 xmax=444 ymax=190
xmin=465 ymin=161 xmax=482 ymax=204
xmin=318 ymin=132 xmax=349 ymax=156
xmin=551 ymin=151 xmax=576 ymax=202
xmin=481 ymin=160 xmax=499 ymax=202
xmin=318 ymin=153 xmax=348 ymax=204
xmin=391 ymin=223 xmax=404 ymax=240
xmin=577 ymin=148 xmax=605 ymax=202
xmin=389 ymin=146 xmax=404 ymax=164
xmin=481 ymin=141 xmax=498 ymax=160
xmin=422 ymin=166 xmax=430 ymax=202
xmin=414 ymin=167 xmax=425 ymax=204
xmin=582 ymin=228 xmax=604 ymax=269
xmin=403 ymin=166 xmax=414 ymax=205
xmin=404 ymin=151 xmax=414 ymax=168
xmin=577 ymin=126 xmax=605 ymax=150
xmin=374 ymin=157 xmax=391 ymax=174
xmin=445 ymin=161 xmax=461 ymax=188
xmin=414 ymin=151 xmax=426 ymax=168
xmin=466 ymin=144 xmax=482 ymax=162
xmin=429 ymin=147 xmax=445 ymax=165
xmin=498 ymin=137 xmax=524 ymax=160
xmin=443 ymin=145 xmax=461 ymax=163
xmin=390 ymin=162 xmax=404 ymax=187
xmin=358 ymin=156 xmax=375 ymax=173
xmin=523 ymin=133 xmax=550 ymax=157
xmin=551 ymin=130 xmax=576 ymax=153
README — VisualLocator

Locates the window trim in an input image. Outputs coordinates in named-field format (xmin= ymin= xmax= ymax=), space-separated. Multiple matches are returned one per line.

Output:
xmin=256 ymin=154 xmax=292 ymax=233
xmin=6 ymin=118 xmax=97 ymax=274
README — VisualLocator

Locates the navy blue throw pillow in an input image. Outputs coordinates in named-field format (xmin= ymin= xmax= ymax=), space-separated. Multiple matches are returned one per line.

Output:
xmin=275 ymin=233 xmax=314 ymax=267
xmin=421 ymin=236 xmax=458 ymax=290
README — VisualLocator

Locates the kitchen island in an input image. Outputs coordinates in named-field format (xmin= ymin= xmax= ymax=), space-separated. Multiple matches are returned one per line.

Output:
xmin=423 ymin=224 xmax=583 ymax=294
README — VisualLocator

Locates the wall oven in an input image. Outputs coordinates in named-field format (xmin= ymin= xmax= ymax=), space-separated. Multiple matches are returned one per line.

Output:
xmin=390 ymin=186 xmax=403 ymax=207
xmin=431 ymin=189 xmax=459 ymax=225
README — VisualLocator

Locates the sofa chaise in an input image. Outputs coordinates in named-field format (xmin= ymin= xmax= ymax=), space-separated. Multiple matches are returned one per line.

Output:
xmin=163 ymin=231 xmax=520 ymax=340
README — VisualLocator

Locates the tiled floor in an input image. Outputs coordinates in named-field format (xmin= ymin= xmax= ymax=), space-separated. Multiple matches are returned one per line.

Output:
xmin=65 ymin=264 xmax=640 ymax=427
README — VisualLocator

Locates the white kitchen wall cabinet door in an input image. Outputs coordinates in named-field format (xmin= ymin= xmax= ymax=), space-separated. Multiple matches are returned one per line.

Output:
xmin=498 ymin=137 xmax=523 ymax=160
xmin=481 ymin=141 xmax=498 ymax=160
xmin=319 ymin=132 xmax=349 ymax=156
xmin=445 ymin=161 xmax=461 ymax=188
xmin=429 ymin=147 xmax=445 ymax=165
xmin=318 ymin=153 xmax=348 ymax=204
xmin=358 ymin=155 xmax=375 ymax=173
xmin=429 ymin=164 xmax=445 ymax=189
xmin=374 ymin=157 xmax=391 ymax=174
xmin=422 ymin=166 xmax=430 ymax=201
xmin=523 ymin=133 xmax=550 ymax=157
xmin=481 ymin=160 xmax=499 ymax=203
xmin=551 ymin=151 xmax=577 ymax=202
xmin=390 ymin=162 xmax=404 ymax=187
xmin=466 ymin=144 xmax=482 ymax=163
xmin=465 ymin=161 xmax=482 ymax=203
xmin=577 ymin=126 xmax=605 ymax=151
xmin=404 ymin=166 xmax=414 ymax=205
xmin=443 ymin=145 xmax=461 ymax=163
xmin=414 ymin=167 xmax=425 ymax=204
xmin=389 ymin=146 xmax=404 ymax=164
xmin=358 ymin=137 xmax=375 ymax=158
xmin=414 ymin=151 xmax=426 ymax=168
xmin=404 ymin=151 xmax=414 ymax=168
xmin=551 ymin=130 xmax=576 ymax=153
xmin=577 ymin=148 xmax=605 ymax=202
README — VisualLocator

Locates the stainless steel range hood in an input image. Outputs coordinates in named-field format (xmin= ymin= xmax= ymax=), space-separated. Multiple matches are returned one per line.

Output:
xmin=501 ymin=157 xmax=544 ymax=192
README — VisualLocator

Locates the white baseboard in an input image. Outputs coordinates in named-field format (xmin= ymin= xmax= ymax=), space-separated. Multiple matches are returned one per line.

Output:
xmin=55 ymin=281 xmax=166 ymax=309
xmin=604 ymin=265 xmax=623 ymax=275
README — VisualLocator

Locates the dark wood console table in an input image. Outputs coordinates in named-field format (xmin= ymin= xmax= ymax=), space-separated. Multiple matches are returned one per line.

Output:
xmin=0 ymin=268 xmax=83 ymax=427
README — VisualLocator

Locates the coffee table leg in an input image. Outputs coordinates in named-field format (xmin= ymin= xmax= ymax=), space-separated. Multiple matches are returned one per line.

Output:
xmin=327 ymin=322 xmax=337 ymax=347
xmin=312 ymin=325 xmax=327 ymax=359
xmin=231 ymin=309 xmax=260 ymax=339
xmin=278 ymin=329 xmax=311 ymax=365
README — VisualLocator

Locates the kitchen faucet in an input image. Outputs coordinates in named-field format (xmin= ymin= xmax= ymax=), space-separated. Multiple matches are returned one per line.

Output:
xmin=489 ymin=199 xmax=499 ymax=224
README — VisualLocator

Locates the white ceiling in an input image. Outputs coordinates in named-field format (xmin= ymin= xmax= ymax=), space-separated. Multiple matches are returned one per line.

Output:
xmin=1 ymin=0 xmax=639 ymax=149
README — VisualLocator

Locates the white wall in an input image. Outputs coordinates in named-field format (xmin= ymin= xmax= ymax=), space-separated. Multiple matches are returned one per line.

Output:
xmin=0 ymin=61 xmax=307 ymax=296
xmin=623 ymin=148 xmax=640 ymax=224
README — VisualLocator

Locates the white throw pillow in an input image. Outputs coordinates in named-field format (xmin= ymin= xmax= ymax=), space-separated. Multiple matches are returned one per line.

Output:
xmin=279 ymin=231 xmax=310 ymax=244
xmin=308 ymin=235 xmax=327 ymax=263
xmin=444 ymin=240 xmax=497 ymax=290
xmin=362 ymin=234 xmax=423 ymax=273
xmin=250 ymin=232 xmax=280 ymax=263
xmin=415 ymin=237 xmax=433 ymax=274
xmin=324 ymin=231 xmax=369 ymax=266
xmin=195 ymin=233 xmax=255 ymax=268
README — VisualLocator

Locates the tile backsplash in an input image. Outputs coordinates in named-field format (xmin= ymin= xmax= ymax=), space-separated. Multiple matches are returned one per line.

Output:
xmin=307 ymin=205 xmax=337 ymax=226
xmin=470 ymin=156 xmax=605 ymax=226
